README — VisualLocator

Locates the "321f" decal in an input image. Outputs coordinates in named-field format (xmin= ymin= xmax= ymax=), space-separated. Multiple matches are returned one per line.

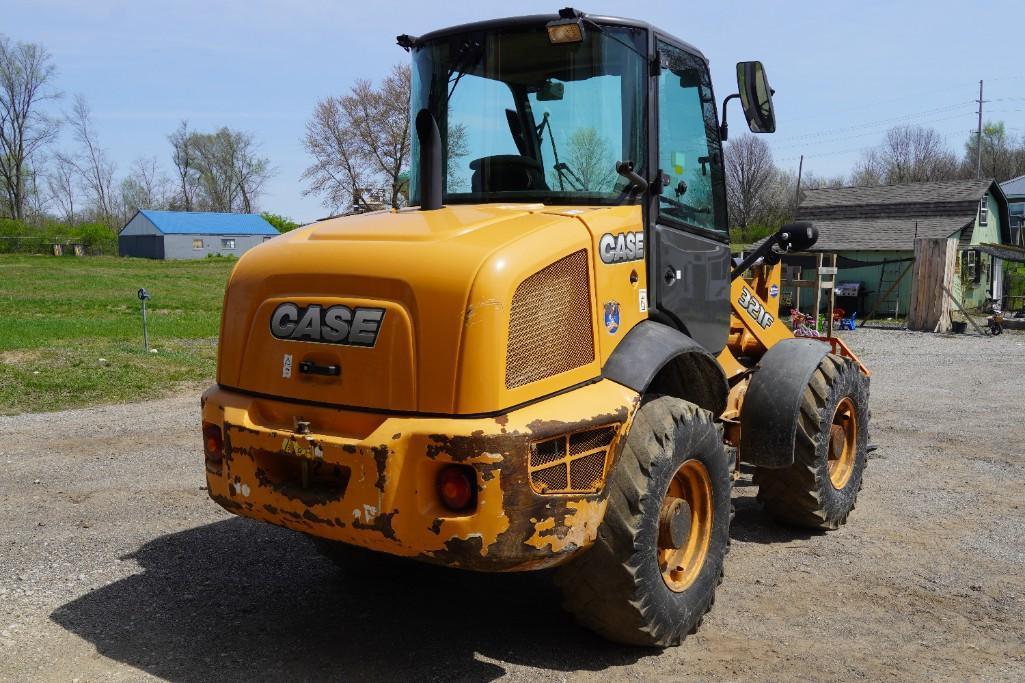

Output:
xmin=738 ymin=287 xmax=775 ymax=329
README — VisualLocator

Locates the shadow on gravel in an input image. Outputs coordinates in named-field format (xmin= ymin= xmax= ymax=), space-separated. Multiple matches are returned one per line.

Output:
xmin=51 ymin=518 xmax=647 ymax=682
xmin=729 ymin=493 xmax=818 ymax=544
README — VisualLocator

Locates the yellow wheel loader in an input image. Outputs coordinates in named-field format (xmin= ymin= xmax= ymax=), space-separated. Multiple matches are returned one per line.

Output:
xmin=201 ymin=8 xmax=871 ymax=647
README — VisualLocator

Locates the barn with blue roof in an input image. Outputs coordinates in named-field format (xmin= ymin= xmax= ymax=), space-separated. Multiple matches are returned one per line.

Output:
xmin=118 ymin=209 xmax=280 ymax=259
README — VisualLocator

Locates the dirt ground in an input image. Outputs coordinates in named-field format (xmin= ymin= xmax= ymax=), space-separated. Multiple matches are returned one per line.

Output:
xmin=1 ymin=327 xmax=1024 ymax=682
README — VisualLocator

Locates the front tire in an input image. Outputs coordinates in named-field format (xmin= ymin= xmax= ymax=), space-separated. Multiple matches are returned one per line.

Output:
xmin=555 ymin=396 xmax=732 ymax=647
xmin=753 ymin=354 xmax=870 ymax=530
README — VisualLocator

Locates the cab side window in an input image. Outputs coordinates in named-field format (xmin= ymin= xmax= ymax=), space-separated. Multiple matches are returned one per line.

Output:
xmin=656 ymin=42 xmax=727 ymax=237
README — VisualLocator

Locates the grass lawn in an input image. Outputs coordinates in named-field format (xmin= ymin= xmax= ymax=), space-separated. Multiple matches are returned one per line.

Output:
xmin=0 ymin=254 xmax=235 ymax=415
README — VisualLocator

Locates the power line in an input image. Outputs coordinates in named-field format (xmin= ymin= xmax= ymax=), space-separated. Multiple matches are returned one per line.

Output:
xmin=771 ymin=110 xmax=977 ymax=150
xmin=773 ymin=100 xmax=975 ymax=143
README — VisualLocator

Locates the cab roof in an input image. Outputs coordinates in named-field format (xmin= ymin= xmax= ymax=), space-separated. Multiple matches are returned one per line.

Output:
xmin=410 ymin=11 xmax=707 ymax=63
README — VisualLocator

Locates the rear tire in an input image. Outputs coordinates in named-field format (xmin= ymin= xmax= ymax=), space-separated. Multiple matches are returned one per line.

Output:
xmin=555 ymin=395 xmax=731 ymax=647
xmin=753 ymin=354 xmax=870 ymax=530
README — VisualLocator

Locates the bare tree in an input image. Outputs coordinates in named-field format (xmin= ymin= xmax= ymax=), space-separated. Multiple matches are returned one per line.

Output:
xmin=302 ymin=64 xmax=411 ymax=212
xmin=120 ymin=156 xmax=172 ymax=217
xmin=564 ymin=127 xmax=616 ymax=191
xmin=854 ymin=125 xmax=960 ymax=186
xmin=65 ymin=94 xmax=118 ymax=226
xmin=168 ymin=120 xmax=197 ymax=211
xmin=45 ymin=152 xmax=77 ymax=223
xmin=725 ymin=133 xmax=779 ymax=230
xmin=0 ymin=35 xmax=60 ymax=220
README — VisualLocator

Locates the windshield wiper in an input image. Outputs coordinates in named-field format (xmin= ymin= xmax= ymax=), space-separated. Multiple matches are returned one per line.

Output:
xmin=535 ymin=112 xmax=584 ymax=191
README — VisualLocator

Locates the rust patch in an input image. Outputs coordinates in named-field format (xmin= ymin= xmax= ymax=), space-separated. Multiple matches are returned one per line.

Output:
xmin=303 ymin=509 xmax=336 ymax=526
xmin=264 ymin=504 xmax=279 ymax=515
xmin=391 ymin=432 xmax=402 ymax=440
xmin=429 ymin=518 xmax=443 ymax=535
xmin=351 ymin=510 xmax=398 ymax=541
xmin=210 ymin=493 xmax=244 ymax=512
xmin=371 ymin=445 xmax=389 ymax=491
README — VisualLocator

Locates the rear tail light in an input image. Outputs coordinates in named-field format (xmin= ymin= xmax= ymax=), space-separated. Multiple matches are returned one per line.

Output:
xmin=202 ymin=423 xmax=223 ymax=464
xmin=437 ymin=465 xmax=477 ymax=513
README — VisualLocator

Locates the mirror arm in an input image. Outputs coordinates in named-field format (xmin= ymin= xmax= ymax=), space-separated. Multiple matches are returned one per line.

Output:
xmin=719 ymin=93 xmax=740 ymax=142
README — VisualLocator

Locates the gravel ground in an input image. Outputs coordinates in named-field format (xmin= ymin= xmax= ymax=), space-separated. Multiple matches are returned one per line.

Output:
xmin=1 ymin=328 xmax=1024 ymax=682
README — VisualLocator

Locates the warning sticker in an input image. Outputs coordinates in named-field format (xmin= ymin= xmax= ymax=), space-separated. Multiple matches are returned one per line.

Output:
xmin=282 ymin=353 xmax=293 ymax=379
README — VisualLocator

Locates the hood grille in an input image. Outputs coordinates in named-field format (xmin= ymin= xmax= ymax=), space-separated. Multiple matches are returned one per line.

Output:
xmin=505 ymin=250 xmax=594 ymax=389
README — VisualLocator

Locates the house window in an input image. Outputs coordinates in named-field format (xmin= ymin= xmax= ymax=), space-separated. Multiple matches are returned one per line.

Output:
xmin=979 ymin=197 xmax=988 ymax=226
xmin=192 ymin=239 xmax=203 ymax=249
xmin=962 ymin=249 xmax=981 ymax=283
xmin=221 ymin=238 xmax=236 ymax=249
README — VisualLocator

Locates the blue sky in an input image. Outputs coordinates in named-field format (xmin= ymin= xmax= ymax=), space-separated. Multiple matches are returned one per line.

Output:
xmin=5 ymin=0 xmax=1024 ymax=223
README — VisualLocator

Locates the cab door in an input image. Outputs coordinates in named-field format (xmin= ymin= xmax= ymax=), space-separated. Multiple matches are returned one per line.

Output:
xmin=649 ymin=40 xmax=731 ymax=354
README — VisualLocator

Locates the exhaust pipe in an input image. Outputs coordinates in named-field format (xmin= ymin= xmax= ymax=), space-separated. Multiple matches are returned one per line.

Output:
xmin=415 ymin=109 xmax=442 ymax=211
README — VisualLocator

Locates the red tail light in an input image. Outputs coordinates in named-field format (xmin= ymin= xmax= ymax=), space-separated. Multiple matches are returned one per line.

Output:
xmin=437 ymin=465 xmax=476 ymax=512
xmin=202 ymin=423 xmax=223 ymax=462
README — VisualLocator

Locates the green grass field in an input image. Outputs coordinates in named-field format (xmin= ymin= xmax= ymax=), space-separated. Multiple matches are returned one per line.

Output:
xmin=0 ymin=254 xmax=235 ymax=415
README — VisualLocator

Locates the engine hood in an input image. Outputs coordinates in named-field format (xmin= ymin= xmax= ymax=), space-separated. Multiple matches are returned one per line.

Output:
xmin=216 ymin=204 xmax=597 ymax=414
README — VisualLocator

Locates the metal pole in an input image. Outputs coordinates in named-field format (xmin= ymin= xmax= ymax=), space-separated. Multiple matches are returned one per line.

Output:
xmin=141 ymin=298 xmax=149 ymax=351
xmin=138 ymin=288 xmax=151 ymax=351
xmin=976 ymin=80 xmax=984 ymax=179
xmin=794 ymin=154 xmax=804 ymax=213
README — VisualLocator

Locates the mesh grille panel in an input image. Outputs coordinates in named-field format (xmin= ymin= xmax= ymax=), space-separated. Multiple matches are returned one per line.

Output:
xmin=530 ymin=437 xmax=567 ymax=468
xmin=528 ymin=424 xmax=618 ymax=495
xmin=532 ymin=463 xmax=569 ymax=492
xmin=569 ymin=426 xmax=618 ymax=456
xmin=506 ymin=250 xmax=594 ymax=389
xmin=570 ymin=452 xmax=607 ymax=490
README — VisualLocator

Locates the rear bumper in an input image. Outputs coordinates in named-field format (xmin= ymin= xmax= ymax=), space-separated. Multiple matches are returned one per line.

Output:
xmin=201 ymin=381 xmax=638 ymax=571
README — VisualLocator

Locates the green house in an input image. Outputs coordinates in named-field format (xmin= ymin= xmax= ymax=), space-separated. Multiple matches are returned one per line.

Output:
xmin=783 ymin=179 xmax=1011 ymax=316
xmin=1000 ymin=174 xmax=1025 ymax=246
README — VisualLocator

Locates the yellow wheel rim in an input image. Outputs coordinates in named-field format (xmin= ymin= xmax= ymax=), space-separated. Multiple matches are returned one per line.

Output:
xmin=658 ymin=459 xmax=713 ymax=592
xmin=827 ymin=397 xmax=858 ymax=490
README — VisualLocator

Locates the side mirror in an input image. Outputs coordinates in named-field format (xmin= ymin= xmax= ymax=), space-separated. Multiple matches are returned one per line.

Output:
xmin=737 ymin=61 xmax=776 ymax=134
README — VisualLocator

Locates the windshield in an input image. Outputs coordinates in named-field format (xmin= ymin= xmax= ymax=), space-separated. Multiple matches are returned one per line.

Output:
xmin=409 ymin=24 xmax=647 ymax=205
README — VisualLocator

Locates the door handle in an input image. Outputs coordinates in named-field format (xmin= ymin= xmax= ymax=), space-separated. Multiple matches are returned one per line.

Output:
xmin=664 ymin=266 xmax=681 ymax=285
xmin=298 ymin=360 xmax=340 ymax=377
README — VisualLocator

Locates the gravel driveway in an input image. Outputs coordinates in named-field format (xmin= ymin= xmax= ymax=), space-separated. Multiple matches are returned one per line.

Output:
xmin=2 ymin=328 xmax=1024 ymax=682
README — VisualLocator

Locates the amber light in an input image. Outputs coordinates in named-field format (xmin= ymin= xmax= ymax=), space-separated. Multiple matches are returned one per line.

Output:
xmin=202 ymin=423 xmax=223 ymax=462
xmin=437 ymin=465 xmax=476 ymax=512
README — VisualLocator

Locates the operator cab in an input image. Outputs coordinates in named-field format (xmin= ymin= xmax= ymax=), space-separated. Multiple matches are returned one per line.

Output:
xmin=400 ymin=8 xmax=776 ymax=353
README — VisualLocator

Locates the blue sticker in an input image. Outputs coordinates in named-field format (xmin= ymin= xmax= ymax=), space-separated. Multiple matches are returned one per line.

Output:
xmin=604 ymin=301 xmax=621 ymax=334
xmin=769 ymin=284 xmax=780 ymax=298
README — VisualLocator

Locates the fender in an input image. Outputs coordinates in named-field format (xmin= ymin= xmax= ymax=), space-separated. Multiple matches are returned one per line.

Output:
xmin=739 ymin=338 xmax=831 ymax=468
xmin=603 ymin=321 xmax=728 ymax=416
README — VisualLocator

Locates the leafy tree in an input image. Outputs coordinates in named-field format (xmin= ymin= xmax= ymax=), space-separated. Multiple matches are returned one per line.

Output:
xmin=168 ymin=123 xmax=273 ymax=213
xmin=261 ymin=212 xmax=299 ymax=233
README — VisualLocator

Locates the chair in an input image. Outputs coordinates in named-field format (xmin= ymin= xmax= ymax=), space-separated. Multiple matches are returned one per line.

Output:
xmin=838 ymin=311 xmax=858 ymax=331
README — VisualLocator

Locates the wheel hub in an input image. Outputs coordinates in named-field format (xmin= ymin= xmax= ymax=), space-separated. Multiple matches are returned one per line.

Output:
xmin=658 ymin=459 xmax=713 ymax=592
xmin=827 ymin=397 xmax=858 ymax=490
xmin=659 ymin=497 xmax=692 ymax=550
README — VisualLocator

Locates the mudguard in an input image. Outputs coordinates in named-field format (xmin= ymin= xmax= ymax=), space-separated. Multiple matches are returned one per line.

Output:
xmin=739 ymin=338 xmax=831 ymax=468
xmin=603 ymin=321 xmax=728 ymax=417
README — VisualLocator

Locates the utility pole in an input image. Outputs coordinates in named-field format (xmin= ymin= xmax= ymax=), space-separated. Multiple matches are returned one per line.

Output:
xmin=976 ymin=80 xmax=985 ymax=179
xmin=794 ymin=154 xmax=804 ymax=213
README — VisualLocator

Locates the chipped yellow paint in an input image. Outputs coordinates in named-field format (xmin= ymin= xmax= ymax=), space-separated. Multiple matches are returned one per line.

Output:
xmin=523 ymin=498 xmax=609 ymax=554
xmin=203 ymin=378 xmax=639 ymax=570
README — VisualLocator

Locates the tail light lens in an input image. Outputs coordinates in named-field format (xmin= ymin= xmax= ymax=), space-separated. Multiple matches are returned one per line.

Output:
xmin=202 ymin=423 xmax=223 ymax=463
xmin=437 ymin=465 xmax=477 ymax=513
